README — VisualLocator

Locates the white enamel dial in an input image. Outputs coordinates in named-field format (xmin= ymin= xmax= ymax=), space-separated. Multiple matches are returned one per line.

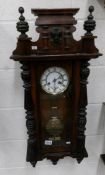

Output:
xmin=40 ymin=67 xmax=69 ymax=95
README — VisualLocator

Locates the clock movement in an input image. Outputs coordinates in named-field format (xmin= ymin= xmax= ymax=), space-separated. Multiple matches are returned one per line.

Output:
xmin=11 ymin=6 xmax=102 ymax=167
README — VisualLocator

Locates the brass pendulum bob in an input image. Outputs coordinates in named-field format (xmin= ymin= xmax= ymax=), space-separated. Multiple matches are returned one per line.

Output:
xmin=46 ymin=107 xmax=64 ymax=139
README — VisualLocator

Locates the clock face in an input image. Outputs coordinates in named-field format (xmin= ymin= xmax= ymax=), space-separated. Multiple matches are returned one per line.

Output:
xmin=40 ymin=67 xmax=69 ymax=95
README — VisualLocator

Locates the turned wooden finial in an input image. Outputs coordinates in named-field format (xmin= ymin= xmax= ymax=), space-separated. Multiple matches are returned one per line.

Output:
xmin=84 ymin=6 xmax=96 ymax=36
xmin=16 ymin=7 xmax=29 ymax=38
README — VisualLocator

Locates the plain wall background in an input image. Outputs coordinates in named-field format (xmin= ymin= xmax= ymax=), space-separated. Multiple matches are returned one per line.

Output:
xmin=0 ymin=0 xmax=105 ymax=175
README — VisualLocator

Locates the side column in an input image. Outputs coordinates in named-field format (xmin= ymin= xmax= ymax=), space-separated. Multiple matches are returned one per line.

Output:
xmin=77 ymin=61 xmax=90 ymax=163
xmin=21 ymin=62 xmax=38 ymax=167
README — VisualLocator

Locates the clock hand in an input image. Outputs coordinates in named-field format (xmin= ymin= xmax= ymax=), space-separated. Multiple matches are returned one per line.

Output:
xmin=58 ymin=81 xmax=65 ymax=87
xmin=56 ymin=75 xmax=62 ymax=81
xmin=53 ymin=76 xmax=61 ymax=83
xmin=53 ymin=80 xmax=56 ymax=92
xmin=53 ymin=76 xmax=62 ymax=93
xmin=53 ymin=79 xmax=59 ymax=93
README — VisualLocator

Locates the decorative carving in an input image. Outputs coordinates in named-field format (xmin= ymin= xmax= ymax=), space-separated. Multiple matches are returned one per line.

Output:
xmin=47 ymin=153 xmax=62 ymax=165
xmin=41 ymin=26 xmax=49 ymax=50
xmin=84 ymin=6 xmax=96 ymax=36
xmin=17 ymin=7 xmax=29 ymax=38
xmin=77 ymin=61 xmax=90 ymax=163
xmin=20 ymin=62 xmax=38 ymax=167
xmin=64 ymin=26 xmax=72 ymax=49
xmin=51 ymin=27 xmax=62 ymax=45
xmin=32 ymin=8 xmax=79 ymax=54
xmin=80 ymin=61 xmax=90 ymax=84
xmin=46 ymin=152 xmax=71 ymax=165
xmin=11 ymin=6 xmax=102 ymax=58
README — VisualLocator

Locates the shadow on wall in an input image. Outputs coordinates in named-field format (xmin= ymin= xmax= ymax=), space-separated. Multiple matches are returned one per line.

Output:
xmin=97 ymin=0 xmax=104 ymax=7
xmin=96 ymin=103 xmax=105 ymax=175
xmin=97 ymin=103 xmax=105 ymax=135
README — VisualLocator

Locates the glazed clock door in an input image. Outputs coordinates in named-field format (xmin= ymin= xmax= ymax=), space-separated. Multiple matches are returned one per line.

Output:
xmin=31 ymin=62 xmax=73 ymax=155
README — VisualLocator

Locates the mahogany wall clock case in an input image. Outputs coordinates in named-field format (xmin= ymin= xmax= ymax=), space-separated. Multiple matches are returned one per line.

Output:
xmin=10 ymin=6 xmax=102 ymax=167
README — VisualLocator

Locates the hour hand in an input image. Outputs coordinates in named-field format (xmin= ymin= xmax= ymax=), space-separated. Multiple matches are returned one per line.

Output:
xmin=58 ymin=81 xmax=65 ymax=87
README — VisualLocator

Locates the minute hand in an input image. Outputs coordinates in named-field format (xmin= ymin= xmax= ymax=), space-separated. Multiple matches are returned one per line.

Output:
xmin=55 ymin=75 xmax=62 ymax=81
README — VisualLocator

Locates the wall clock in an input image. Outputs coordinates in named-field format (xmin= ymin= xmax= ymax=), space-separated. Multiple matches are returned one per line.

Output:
xmin=10 ymin=6 xmax=102 ymax=167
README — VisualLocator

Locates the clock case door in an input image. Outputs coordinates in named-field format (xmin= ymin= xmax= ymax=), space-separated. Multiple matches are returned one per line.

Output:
xmin=30 ymin=60 xmax=83 ymax=164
